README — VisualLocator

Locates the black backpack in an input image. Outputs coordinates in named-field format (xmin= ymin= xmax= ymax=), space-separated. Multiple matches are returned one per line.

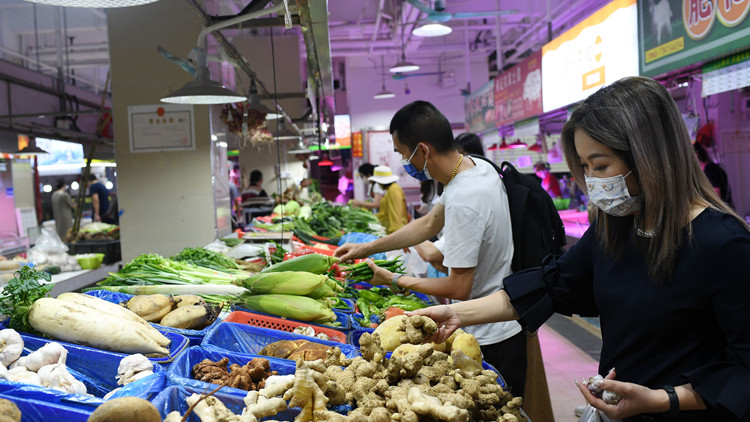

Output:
xmin=470 ymin=154 xmax=567 ymax=272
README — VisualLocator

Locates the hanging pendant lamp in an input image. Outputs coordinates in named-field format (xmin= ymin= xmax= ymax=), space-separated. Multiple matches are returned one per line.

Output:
xmin=374 ymin=56 xmax=395 ymax=99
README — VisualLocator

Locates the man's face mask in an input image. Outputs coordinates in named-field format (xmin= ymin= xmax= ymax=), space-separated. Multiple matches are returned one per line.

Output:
xmin=401 ymin=144 xmax=432 ymax=181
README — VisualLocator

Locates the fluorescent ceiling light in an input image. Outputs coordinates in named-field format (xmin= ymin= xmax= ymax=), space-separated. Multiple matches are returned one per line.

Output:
xmin=374 ymin=90 xmax=396 ymax=99
xmin=161 ymin=48 xmax=245 ymax=105
xmin=266 ymin=112 xmax=282 ymax=120
xmin=412 ymin=23 xmax=453 ymax=37
xmin=390 ymin=60 xmax=420 ymax=73
xmin=160 ymin=78 xmax=246 ymax=104
xmin=22 ymin=0 xmax=158 ymax=7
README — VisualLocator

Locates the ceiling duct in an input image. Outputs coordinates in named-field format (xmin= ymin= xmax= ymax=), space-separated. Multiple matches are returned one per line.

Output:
xmin=297 ymin=0 xmax=335 ymax=140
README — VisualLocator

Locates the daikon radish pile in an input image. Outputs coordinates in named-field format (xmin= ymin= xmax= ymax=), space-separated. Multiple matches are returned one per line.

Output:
xmin=29 ymin=298 xmax=170 ymax=355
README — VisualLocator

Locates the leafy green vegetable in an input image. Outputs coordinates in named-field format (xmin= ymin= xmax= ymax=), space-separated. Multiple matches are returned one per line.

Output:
xmin=172 ymin=247 xmax=240 ymax=271
xmin=99 ymin=253 xmax=250 ymax=286
xmin=0 ymin=266 xmax=52 ymax=333
xmin=220 ymin=238 xmax=244 ymax=248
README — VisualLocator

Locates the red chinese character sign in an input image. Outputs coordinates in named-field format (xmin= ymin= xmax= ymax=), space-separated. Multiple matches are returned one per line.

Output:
xmin=494 ymin=51 xmax=543 ymax=127
xmin=352 ymin=132 xmax=363 ymax=158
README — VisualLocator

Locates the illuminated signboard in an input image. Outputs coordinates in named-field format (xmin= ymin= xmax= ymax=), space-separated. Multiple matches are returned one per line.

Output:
xmin=639 ymin=0 xmax=750 ymax=77
xmin=542 ymin=0 xmax=639 ymax=112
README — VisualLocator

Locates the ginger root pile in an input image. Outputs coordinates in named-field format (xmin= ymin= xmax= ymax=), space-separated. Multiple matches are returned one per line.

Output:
xmin=192 ymin=357 xmax=278 ymax=391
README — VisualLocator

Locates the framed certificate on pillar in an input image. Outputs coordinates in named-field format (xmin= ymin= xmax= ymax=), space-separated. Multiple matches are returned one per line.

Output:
xmin=128 ymin=104 xmax=195 ymax=153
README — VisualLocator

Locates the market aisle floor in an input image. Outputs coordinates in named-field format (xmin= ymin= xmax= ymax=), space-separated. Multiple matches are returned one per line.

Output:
xmin=537 ymin=321 xmax=600 ymax=422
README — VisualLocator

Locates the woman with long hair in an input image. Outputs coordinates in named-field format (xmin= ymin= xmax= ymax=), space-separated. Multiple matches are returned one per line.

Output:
xmin=410 ymin=77 xmax=750 ymax=421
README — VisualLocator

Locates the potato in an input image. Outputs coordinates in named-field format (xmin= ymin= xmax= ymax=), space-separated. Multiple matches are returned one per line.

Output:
xmin=372 ymin=315 xmax=408 ymax=352
xmin=451 ymin=332 xmax=482 ymax=365
xmin=444 ymin=328 xmax=466 ymax=350
xmin=0 ymin=398 xmax=21 ymax=422
xmin=87 ymin=397 xmax=160 ymax=422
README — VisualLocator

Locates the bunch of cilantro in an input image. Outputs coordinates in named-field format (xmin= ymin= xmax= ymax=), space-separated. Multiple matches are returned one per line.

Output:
xmin=0 ymin=266 xmax=52 ymax=333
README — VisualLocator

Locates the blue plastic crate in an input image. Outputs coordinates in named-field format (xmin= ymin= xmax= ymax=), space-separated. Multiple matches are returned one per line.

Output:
xmin=0 ymin=383 xmax=100 ymax=422
xmin=151 ymin=384 xmax=301 ymax=422
xmin=332 ymin=297 xmax=355 ymax=313
xmin=349 ymin=313 xmax=376 ymax=332
xmin=232 ymin=306 xmax=351 ymax=331
xmin=166 ymin=346 xmax=296 ymax=396
xmin=15 ymin=333 xmax=167 ymax=399
xmin=1 ymin=320 xmax=189 ymax=365
xmin=84 ymin=290 xmax=222 ymax=347
xmin=0 ymin=333 xmax=170 ymax=421
xmin=201 ymin=321 xmax=359 ymax=360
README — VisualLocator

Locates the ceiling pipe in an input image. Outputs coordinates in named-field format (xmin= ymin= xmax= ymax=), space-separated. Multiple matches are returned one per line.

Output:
xmin=503 ymin=0 xmax=597 ymax=65
xmin=368 ymin=0 xmax=386 ymax=55
xmin=182 ymin=0 xmax=300 ymax=135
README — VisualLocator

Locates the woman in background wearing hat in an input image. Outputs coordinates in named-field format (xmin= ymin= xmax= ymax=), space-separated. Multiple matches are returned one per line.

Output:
xmin=357 ymin=165 xmax=408 ymax=234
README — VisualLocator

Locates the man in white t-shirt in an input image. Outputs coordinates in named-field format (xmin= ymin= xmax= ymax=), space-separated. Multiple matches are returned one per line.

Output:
xmin=335 ymin=101 xmax=527 ymax=394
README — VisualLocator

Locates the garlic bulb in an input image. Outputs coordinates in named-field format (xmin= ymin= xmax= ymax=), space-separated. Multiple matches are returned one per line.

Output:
xmin=116 ymin=354 xmax=153 ymax=386
xmin=9 ymin=357 xmax=27 ymax=370
xmin=0 ymin=363 xmax=6 ymax=378
xmin=1 ymin=366 xmax=42 ymax=386
xmin=0 ymin=329 xmax=23 ymax=367
xmin=25 ymin=342 xmax=68 ymax=372
xmin=37 ymin=363 xmax=87 ymax=395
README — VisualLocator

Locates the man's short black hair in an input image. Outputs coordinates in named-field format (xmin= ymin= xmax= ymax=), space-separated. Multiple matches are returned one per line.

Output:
xmin=693 ymin=142 xmax=709 ymax=163
xmin=389 ymin=101 xmax=454 ymax=154
xmin=455 ymin=132 xmax=484 ymax=156
xmin=55 ymin=178 xmax=66 ymax=190
xmin=250 ymin=170 xmax=263 ymax=184
xmin=357 ymin=163 xmax=375 ymax=177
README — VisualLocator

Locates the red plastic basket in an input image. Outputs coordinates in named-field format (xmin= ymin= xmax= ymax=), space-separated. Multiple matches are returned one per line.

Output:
xmin=222 ymin=310 xmax=347 ymax=343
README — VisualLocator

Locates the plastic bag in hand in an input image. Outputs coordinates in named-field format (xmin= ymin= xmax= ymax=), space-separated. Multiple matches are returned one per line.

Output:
xmin=578 ymin=404 xmax=624 ymax=422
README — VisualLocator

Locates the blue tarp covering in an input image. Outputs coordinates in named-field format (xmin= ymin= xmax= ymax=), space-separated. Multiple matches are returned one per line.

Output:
xmin=338 ymin=232 xmax=386 ymax=261
xmin=16 ymin=334 xmax=166 ymax=399
xmin=167 ymin=346 xmax=295 ymax=396
xmin=0 ymin=383 xmax=98 ymax=422
xmin=0 ymin=320 xmax=190 ymax=365
xmin=201 ymin=322 xmax=359 ymax=360
xmin=0 ymin=334 xmax=170 ymax=422
xmin=151 ymin=384 xmax=301 ymax=421
xmin=84 ymin=290 xmax=222 ymax=347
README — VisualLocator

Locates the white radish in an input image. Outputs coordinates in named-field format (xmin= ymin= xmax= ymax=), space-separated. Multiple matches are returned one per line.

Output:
xmin=56 ymin=293 xmax=170 ymax=347
xmin=29 ymin=298 xmax=170 ymax=355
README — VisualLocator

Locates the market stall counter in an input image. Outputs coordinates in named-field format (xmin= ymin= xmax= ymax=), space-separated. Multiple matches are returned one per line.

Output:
xmin=47 ymin=263 xmax=120 ymax=297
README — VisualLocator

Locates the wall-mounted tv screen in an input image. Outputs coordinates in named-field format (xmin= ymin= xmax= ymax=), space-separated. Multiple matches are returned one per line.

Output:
xmin=35 ymin=138 xmax=85 ymax=167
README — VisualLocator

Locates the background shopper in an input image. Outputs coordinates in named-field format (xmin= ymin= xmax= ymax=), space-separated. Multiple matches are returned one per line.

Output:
xmin=335 ymin=100 xmax=528 ymax=396
xmin=51 ymin=178 xmax=75 ymax=240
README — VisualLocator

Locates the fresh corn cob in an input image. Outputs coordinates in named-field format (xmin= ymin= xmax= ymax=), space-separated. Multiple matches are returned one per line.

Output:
xmin=307 ymin=284 xmax=335 ymax=299
xmin=237 ymin=271 xmax=327 ymax=295
xmin=324 ymin=277 xmax=345 ymax=292
xmin=241 ymin=294 xmax=336 ymax=322
xmin=261 ymin=253 xmax=339 ymax=274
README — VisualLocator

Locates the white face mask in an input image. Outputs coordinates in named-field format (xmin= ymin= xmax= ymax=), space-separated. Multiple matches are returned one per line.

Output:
xmin=585 ymin=171 xmax=640 ymax=216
